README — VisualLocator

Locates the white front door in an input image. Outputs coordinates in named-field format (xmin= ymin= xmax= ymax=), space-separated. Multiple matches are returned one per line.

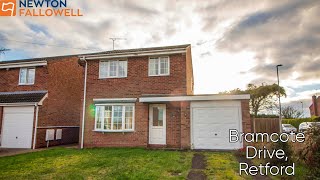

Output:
xmin=149 ymin=104 xmax=166 ymax=145
xmin=1 ymin=106 xmax=34 ymax=148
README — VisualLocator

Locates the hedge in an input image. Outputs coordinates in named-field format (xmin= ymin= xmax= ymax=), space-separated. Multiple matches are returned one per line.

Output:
xmin=282 ymin=116 xmax=320 ymax=129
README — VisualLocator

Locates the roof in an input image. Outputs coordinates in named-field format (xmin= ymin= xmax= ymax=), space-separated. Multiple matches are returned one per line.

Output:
xmin=82 ymin=44 xmax=190 ymax=56
xmin=0 ymin=91 xmax=48 ymax=104
xmin=0 ymin=44 xmax=191 ymax=64
xmin=138 ymin=94 xmax=251 ymax=102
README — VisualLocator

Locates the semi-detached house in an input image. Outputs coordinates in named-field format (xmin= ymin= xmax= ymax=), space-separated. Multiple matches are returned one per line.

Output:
xmin=0 ymin=44 xmax=251 ymax=150
xmin=0 ymin=56 xmax=82 ymax=149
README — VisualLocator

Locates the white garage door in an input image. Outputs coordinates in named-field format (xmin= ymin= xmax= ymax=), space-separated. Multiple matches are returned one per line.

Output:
xmin=191 ymin=101 xmax=242 ymax=150
xmin=1 ymin=106 xmax=34 ymax=148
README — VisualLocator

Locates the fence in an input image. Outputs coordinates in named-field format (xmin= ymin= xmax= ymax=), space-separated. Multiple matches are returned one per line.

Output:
xmin=252 ymin=118 xmax=280 ymax=133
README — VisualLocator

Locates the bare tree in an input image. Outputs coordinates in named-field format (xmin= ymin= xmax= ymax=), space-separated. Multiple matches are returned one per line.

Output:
xmin=282 ymin=106 xmax=303 ymax=119
xmin=0 ymin=48 xmax=10 ymax=54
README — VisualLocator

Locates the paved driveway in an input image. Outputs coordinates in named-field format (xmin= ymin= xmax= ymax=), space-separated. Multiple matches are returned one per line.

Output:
xmin=0 ymin=144 xmax=77 ymax=157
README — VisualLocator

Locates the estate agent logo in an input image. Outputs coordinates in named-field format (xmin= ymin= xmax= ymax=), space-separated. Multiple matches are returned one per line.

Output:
xmin=0 ymin=0 xmax=16 ymax=16
xmin=0 ymin=0 xmax=83 ymax=17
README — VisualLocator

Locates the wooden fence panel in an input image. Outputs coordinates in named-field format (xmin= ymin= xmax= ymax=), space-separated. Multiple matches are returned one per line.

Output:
xmin=253 ymin=118 xmax=280 ymax=134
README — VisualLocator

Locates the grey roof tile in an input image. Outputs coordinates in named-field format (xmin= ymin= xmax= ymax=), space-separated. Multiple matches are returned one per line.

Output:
xmin=0 ymin=91 xmax=47 ymax=103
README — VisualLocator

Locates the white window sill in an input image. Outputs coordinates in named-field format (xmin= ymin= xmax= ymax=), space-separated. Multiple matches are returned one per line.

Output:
xmin=93 ymin=130 xmax=134 ymax=133
xmin=18 ymin=83 xmax=34 ymax=86
xmin=98 ymin=76 xmax=127 ymax=79
xmin=148 ymin=74 xmax=170 ymax=77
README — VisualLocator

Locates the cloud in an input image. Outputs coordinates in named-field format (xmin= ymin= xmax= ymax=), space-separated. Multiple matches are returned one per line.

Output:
xmin=215 ymin=0 xmax=320 ymax=89
xmin=122 ymin=1 xmax=159 ymax=16
xmin=0 ymin=0 xmax=319 ymax=111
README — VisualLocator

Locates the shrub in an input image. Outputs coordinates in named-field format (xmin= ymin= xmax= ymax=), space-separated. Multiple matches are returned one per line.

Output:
xmin=282 ymin=116 xmax=320 ymax=129
xmin=299 ymin=126 xmax=320 ymax=178
xmin=269 ymin=141 xmax=293 ymax=166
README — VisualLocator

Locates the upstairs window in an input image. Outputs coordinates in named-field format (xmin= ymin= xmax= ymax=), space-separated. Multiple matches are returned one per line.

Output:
xmin=99 ymin=60 xmax=127 ymax=78
xmin=19 ymin=67 xmax=35 ymax=85
xmin=149 ymin=57 xmax=170 ymax=76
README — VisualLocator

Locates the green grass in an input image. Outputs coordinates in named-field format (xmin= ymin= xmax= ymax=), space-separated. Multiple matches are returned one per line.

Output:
xmin=251 ymin=156 xmax=309 ymax=180
xmin=268 ymin=163 xmax=309 ymax=180
xmin=0 ymin=147 xmax=193 ymax=180
xmin=205 ymin=152 xmax=250 ymax=180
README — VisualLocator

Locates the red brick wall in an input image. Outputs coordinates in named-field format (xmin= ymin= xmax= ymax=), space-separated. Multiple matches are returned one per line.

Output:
xmin=81 ymin=99 xmax=250 ymax=149
xmin=35 ymin=57 xmax=82 ymax=147
xmin=316 ymin=97 xmax=320 ymax=116
xmin=0 ymin=65 xmax=48 ymax=92
xmin=43 ymin=57 xmax=82 ymax=127
xmin=83 ymin=101 xmax=148 ymax=147
xmin=186 ymin=46 xmax=194 ymax=95
xmin=83 ymin=101 xmax=189 ymax=149
xmin=166 ymin=102 xmax=182 ymax=148
xmin=309 ymin=105 xmax=315 ymax=116
xmin=241 ymin=99 xmax=251 ymax=133
xmin=0 ymin=56 xmax=83 ymax=148
xmin=180 ymin=101 xmax=191 ymax=149
xmin=309 ymin=96 xmax=320 ymax=116
xmin=82 ymin=54 xmax=190 ymax=148
xmin=36 ymin=127 xmax=79 ymax=148
xmin=85 ymin=54 xmax=188 ymax=98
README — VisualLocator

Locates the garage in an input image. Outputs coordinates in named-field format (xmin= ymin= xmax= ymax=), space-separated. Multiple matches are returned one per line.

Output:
xmin=1 ymin=106 xmax=34 ymax=148
xmin=191 ymin=101 xmax=243 ymax=150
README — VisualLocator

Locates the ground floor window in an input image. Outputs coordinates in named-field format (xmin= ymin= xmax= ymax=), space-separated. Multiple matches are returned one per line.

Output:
xmin=95 ymin=104 xmax=134 ymax=131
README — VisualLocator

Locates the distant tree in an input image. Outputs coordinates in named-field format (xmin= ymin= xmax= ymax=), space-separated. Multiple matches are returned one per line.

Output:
xmin=220 ymin=83 xmax=286 ymax=117
xmin=281 ymin=106 xmax=303 ymax=119
xmin=0 ymin=48 xmax=10 ymax=54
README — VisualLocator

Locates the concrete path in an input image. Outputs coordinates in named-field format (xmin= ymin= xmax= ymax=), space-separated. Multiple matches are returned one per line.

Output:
xmin=0 ymin=148 xmax=40 ymax=157
xmin=0 ymin=144 xmax=78 ymax=157
xmin=187 ymin=153 xmax=207 ymax=180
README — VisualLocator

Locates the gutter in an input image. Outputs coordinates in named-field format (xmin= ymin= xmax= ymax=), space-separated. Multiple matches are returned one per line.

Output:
xmin=139 ymin=94 xmax=251 ymax=102
xmin=0 ymin=103 xmax=37 ymax=106
xmin=32 ymin=104 xmax=39 ymax=149
xmin=0 ymin=60 xmax=47 ymax=69
xmin=81 ymin=49 xmax=187 ymax=60
xmin=80 ymin=56 xmax=87 ymax=149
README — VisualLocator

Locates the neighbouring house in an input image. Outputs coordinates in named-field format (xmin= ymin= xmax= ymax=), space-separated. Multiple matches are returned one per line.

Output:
xmin=309 ymin=95 xmax=320 ymax=116
xmin=79 ymin=44 xmax=251 ymax=150
xmin=0 ymin=55 xmax=82 ymax=149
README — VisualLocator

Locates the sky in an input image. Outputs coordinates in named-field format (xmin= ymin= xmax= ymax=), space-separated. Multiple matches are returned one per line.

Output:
xmin=0 ymin=0 xmax=319 ymax=116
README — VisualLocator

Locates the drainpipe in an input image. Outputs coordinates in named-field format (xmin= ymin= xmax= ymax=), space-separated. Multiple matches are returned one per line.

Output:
xmin=80 ymin=57 xmax=87 ymax=149
xmin=32 ymin=104 xmax=39 ymax=149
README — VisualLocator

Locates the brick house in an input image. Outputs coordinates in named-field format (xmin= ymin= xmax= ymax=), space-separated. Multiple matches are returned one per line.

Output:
xmin=79 ymin=44 xmax=251 ymax=150
xmin=0 ymin=56 xmax=82 ymax=149
xmin=309 ymin=95 xmax=320 ymax=116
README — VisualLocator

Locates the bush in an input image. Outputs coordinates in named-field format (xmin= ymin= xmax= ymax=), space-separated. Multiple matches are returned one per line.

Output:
xmin=270 ymin=141 xmax=293 ymax=166
xmin=299 ymin=126 xmax=320 ymax=178
xmin=282 ymin=116 xmax=320 ymax=129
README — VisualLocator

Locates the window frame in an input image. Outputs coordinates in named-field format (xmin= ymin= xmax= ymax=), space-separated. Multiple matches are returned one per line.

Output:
xmin=99 ymin=60 xmax=128 ymax=79
xmin=94 ymin=103 xmax=135 ymax=132
xmin=19 ymin=67 xmax=35 ymax=85
xmin=148 ymin=56 xmax=170 ymax=76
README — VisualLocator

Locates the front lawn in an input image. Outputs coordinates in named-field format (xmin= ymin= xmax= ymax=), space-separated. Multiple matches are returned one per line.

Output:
xmin=0 ymin=147 xmax=193 ymax=180
xmin=205 ymin=152 xmax=250 ymax=180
